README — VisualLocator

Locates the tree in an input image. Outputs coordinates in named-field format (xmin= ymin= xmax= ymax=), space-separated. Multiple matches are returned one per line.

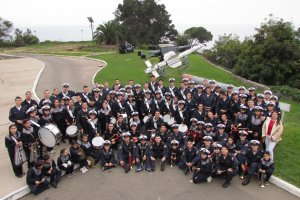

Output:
xmin=234 ymin=15 xmax=300 ymax=87
xmin=176 ymin=34 xmax=189 ymax=46
xmin=0 ymin=17 xmax=13 ymax=43
xmin=203 ymin=34 xmax=243 ymax=69
xmin=184 ymin=26 xmax=213 ymax=44
xmin=13 ymin=28 xmax=39 ymax=47
xmin=94 ymin=20 xmax=120 ymax=45
xmin=114 ymin=0 xmax=177 ymax=44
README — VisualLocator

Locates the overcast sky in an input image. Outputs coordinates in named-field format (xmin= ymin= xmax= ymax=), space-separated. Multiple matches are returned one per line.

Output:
xmin=1 ymin=0 xmax=300 ymax=44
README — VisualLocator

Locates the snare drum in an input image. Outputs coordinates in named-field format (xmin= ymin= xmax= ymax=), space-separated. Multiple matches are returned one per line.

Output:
xmin=66 ymin=125 xmax=78 ymax=137
xmin=143 ymin=116 xmax=150 ymax=123
xmin=178 ymin=124 xmax=188 ymax=133
xmin=163 ymin=114 xmax=175 ymax=125
xmin=92 ymin=136 xmax=104 ymax=148
xmin=38 ymin=123 xmax=62 ymax=147
xmin=110 ymin=117 xmax=116 ymax=124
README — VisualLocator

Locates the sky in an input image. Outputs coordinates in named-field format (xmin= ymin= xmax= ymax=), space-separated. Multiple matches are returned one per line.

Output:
xmin=1 ymin=0 xmax=300 ymax=45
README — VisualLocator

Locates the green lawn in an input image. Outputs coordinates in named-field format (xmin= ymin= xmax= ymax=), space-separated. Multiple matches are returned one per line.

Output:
xmin=92 ymin=52 xmax=300 ymax=187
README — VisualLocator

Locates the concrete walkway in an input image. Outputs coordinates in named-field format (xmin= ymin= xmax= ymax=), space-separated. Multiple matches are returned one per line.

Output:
xmin=0 ymin=56 xmax=43 ymax=198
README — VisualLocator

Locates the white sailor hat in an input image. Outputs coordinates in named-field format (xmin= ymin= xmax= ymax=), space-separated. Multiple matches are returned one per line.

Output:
xmin=227 ymin=84 xmax=234 ymax=89
xmin=257 ymin=93 xmax=265 ymax=98
xmin=270 ymin=95 xmax=278 ymax=101
xmin=139 ymin=135 xmax=147 ymax=140
xmin=134 ymin=84 xmax=141 ymax=88
xmin=62 ymin=96 xmax=70 ymax=100
xmin=169 ymin=78 xmax=175 ymax=82
xmin=26 ymin=105 xmax=37 ymax=114
xmin=254 ymin=106 xmax=263 ymax=110
xmin=172 ymin=124 xmax=179 ymax=128
xmin=232 ymin=90 xmax=239 ymax=95
xmin=239 ymin=130 xmax=248 ymax=136
xmin=164 ymin=92 xmax=171 ymax=96
xmin=188 ymin=80 xmax=194 ymax=84
xmin=240 ymin=105 xmax=248 ymax=110
xmin=250 ymin=140 xmax=260 ymax=145
xmin=178 ymin=100 xmax=185 ymax=104
xmin=267 ymin=102 xmax=275 ymax=106
xmin=239 ymin=94 xmax=247 ymax=98
xmin=42 ymin=105 xmax=50 ymax=110
xmin=248 ymin=87 xmax=256 ymax=91
xmin=62 ymin=83 xmax=70 ymax=87
xmin=119 ymin=88 xmax=126 ymax=92
xmin=42 ymin=100 xmax=51 ymax=105
xmin=89 ymin=110 xmax=97 ymax=115
xmin=125 ymin=85 xmax=132 ymax=89
xmin=122 ymin=132 xmax=131 ymax=137
xmin=116 ymin=92 xmax=123 ymax=96
xmin=182 ymin=78 xmax=189 ymax=82
xmin=93 ymin=87 xmax=100 ymax=92
xmin=98 ymin=84 xmax=104 ymax=88
xmin=190 ymin=118 xmax=198 ymax=122
xmin=130 ymin=122 xmax=137 ymax=127
xmin=239 ymin=86 xmax=246 ymax=90
xmin=127 ymin=92 xmax=134 ymax=97
xmin=214 ymin=143 xmax=223 ymax=149
xmin=209 ymin=80 xmax=216 ymax=84
xmin=145 ymin=90 xmax=152 ymax=94
xmin=199 ymin=148 xmax=210 ymax=155
xmin=155 ymin=90 xmax=161 ymax=94
xmin=171 ymin=140 xmax=179 ymax=145
xmin=205 ymin=123 xmax=213 ymax=127
xmin=217 ymin=124 xmax=226 ymax=129
xmin=264 ymin=90 xmax=272 ymax=95
xmin=109 ymin=91 xmax=116 ymax=95
xmin=203 ymin=136 xmax=213 ymax=141
xmin=103 ymin=140 xmax=111 ymax=145
xmin=197 ymin=121 xmax=205 ymax=125
xmin=216 ymin=84 xmax=221 ymax=88
xmin=197 ymin=85 xmax=204 ymax=89
xmin=131 ymin=111 xmax=139 ymax=116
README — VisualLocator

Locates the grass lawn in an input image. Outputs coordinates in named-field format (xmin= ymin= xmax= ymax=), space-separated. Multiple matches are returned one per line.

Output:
xmin=92 ymin=52 xmax=300 ymax=187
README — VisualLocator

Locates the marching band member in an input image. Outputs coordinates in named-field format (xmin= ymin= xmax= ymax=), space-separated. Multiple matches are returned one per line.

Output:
xmin=125 ymin=93 xmax=137 ymax=117
xmin=175 ymin=100 xmax=190 ymax=125
xmin=214 ymin=124 xmax=228 ymax=146
xmin=258 ymin=151 xmax=275 ymax=186
xmin=57 ymin=148 xmax=75 ymax=177
xmin=80 ymin=134 xmax=101 ymax=164
xmin=193 ymin=103 xmax=205 ymax=122
xmin=100 ymin=140 xmax=117 ymax=171
xmin=168 ymin=140 xmax=182 ymax=167
xmin=192 ymin=148 xmax=212 ymax=184
xmin=76 ymin=102 xmax=90 ymax=135
xmin=69 ymin=141 xmax=88 ymax=174
xmin=9 ymin=96 xmax=27 ymax=131
xmin=166 ymin=78 xmax=178 ymax=98
xmin=5 ymin=124 xmax=26 ymax=177
xmin=145 ymin=110 xmax=164 ymax=135
xmin=42 ymin=154 xmax=61 ymax=188
xmin=38 ymin=90 xmax=51 ymax=108
xmin=134 ymin=135 xmax=150 ymax=172
xmin=118 ymin=132 xmax=135 ymax=173
xmin=168 ymin=124 xmax=186 ymax=149
xmin=178 ymin=140 xmax=197 ymax=175
xmin=52 ymin=99 xmax=66 ymax=143
xmin=98 ymin=100 xmax=112 ymax=133
xmin=21 ymin=91 xmax=38 ymax=110
xmin=59 ymin=83 xmax=76 ymax=99
xmin=149 ymin=135 xmax=168 ymax=171
xmin=86 ymin=110 xmax=101 ymax=141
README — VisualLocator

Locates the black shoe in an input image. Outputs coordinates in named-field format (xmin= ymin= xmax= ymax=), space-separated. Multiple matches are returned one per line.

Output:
xmin=223 ymin=182 xmax=230 ymax=188
xmin=152 ymin=162 xmax=155 ymax=171
xmin=242 ymin=177 xmax=251 ymax=185
xmin=184 ymin=168 xmax=189 ymax=175
xmin=61 ymin=139 xmax=66 ymax=143
xmin=50 ymin=181 xmax=57 ymax=188
xmin=124 ymin=164 xmax=131 ymax=173
xmin=160 ymin=162 xmax=165 ymax=171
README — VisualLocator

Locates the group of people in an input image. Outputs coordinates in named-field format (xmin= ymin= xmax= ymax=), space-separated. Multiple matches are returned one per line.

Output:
xmin=6 ymin=75 xmax=284 ymax=195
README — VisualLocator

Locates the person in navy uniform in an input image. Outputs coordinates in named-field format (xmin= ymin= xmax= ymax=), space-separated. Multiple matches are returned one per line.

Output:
xmin=215 ymin=146 xmax=235 ymax=188
xmin=26 ymin=160 xmax=50 ymax=195
xmin=178 ymin=140 xmax=198 ymax=175
xmin=59 ymin=83 xmax=76 ymax=99
xmin=166 ymin=78 xmax=178 ymax=98
xmin=118 ymin=132 xmax=135 ymax=173
xmin=258 ymin=151 xmax=275 ymax=186
xmin=134 ymin=135 xmax=150 ymax=172
xmin=241 ymin=140 xmax=264 ymax=185
xmin=21 ymin=91 xmax=38 ymax=110
xmin=9 ymin=96 xmax=27 ymax=131
xmin=149 ymin=135 xmax=168 ymax=171
xmin=168 ymin=140 xmax=182 ymax=167
xmin=42 ymin=154 xmax=61 ymax=188
xmin=192 ymin=148 xmax=212 ymax=184
xmin=100 ymin=140 xmax=117 ymax=171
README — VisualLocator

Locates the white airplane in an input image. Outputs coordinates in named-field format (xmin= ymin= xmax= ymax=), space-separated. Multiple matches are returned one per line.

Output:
xmin=144 ymin=44 xmax=205 ymax=77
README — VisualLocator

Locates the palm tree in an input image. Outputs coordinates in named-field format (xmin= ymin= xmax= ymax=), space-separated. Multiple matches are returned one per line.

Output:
xmin=94 ymin=20 xmax=119 ymax=45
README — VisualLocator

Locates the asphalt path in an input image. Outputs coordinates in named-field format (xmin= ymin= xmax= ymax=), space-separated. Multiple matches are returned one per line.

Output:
xmin=19 ymin=54 xmax=298 ymax=200
xmin=18 ymin=54 xmax=104 ymax=99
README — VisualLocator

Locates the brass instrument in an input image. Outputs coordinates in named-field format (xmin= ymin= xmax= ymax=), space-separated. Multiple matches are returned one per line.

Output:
xmin=260 ymin=172 xmax=265 ymax=188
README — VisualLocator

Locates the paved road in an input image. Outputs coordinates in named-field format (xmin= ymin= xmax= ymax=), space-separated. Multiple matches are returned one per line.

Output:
xmin=21 ymin=166 xmax=298 ymax=200
xmin=18 ymin=54 xmax=298 ymax=200
xmin=19 ymin=54 xmax=104 ymax=99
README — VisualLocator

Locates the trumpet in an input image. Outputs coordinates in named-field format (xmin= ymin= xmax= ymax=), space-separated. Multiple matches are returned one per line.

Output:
xmin=170 ymin=153 xmax=176 ymax=167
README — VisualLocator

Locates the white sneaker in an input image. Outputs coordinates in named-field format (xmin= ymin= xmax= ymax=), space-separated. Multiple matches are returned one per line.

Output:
xmin=84 ymin=166 xmax=88 ymax=172
xmin=80 ymin=168 xmax=86 ymax=174
xmin=207 ymin=176 xmax=212 ymax=183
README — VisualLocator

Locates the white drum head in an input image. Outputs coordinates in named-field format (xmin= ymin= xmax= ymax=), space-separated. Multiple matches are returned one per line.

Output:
xmin=179 ymin=124 xmax=188 ymax=133
xmin=110 ymin=117 xmax=116 ymax=124
xmin=92 ymin=136 xmax=104 ymax=148
xmin=66 ymin=125 xmax=78 ymax=137
xmin=39 ymin=128 xmax=56 ymax=147
xmin=163 ymin=114 xmax=175 ymax=125
xmin=143 ymin=116 xmax=150 ymax=123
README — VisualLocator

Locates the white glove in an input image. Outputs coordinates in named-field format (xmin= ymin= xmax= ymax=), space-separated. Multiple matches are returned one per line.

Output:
xmin=67 ymin=161 xmax=72 ymax=166
xmin=62 ymin=163 xmax=68 ymax=168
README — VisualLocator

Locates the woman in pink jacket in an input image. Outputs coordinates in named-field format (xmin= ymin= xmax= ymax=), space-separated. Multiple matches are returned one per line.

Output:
xmin=262 ymin=112 xmax=283 ymax=160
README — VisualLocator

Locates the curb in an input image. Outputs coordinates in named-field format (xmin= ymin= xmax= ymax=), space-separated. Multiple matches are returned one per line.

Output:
xmin=270 ymin=176 xmax=300 ymax=197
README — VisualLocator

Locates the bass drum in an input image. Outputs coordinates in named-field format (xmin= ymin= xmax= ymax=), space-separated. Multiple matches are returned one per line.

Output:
xmin=92 ymin=136 xmax=105 ymax=148
xmin=66 ymin=125 xmax=78 ymax=137
xmin=163 ymin=114 xmax=175 ymax=126
xmin=110 ymin=117 xmax=116 ymax=124
xmin=38 ymin=123 xmax=62 ymax=147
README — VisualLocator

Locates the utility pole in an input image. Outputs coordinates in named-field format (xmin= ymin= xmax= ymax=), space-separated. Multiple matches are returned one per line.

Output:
xmin=87 ymin=17 xmax=95 ymax=55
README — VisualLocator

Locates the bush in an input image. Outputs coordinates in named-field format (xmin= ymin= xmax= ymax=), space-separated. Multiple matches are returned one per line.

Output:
xmin=271 ymin=85 xmax=300 ymax=102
